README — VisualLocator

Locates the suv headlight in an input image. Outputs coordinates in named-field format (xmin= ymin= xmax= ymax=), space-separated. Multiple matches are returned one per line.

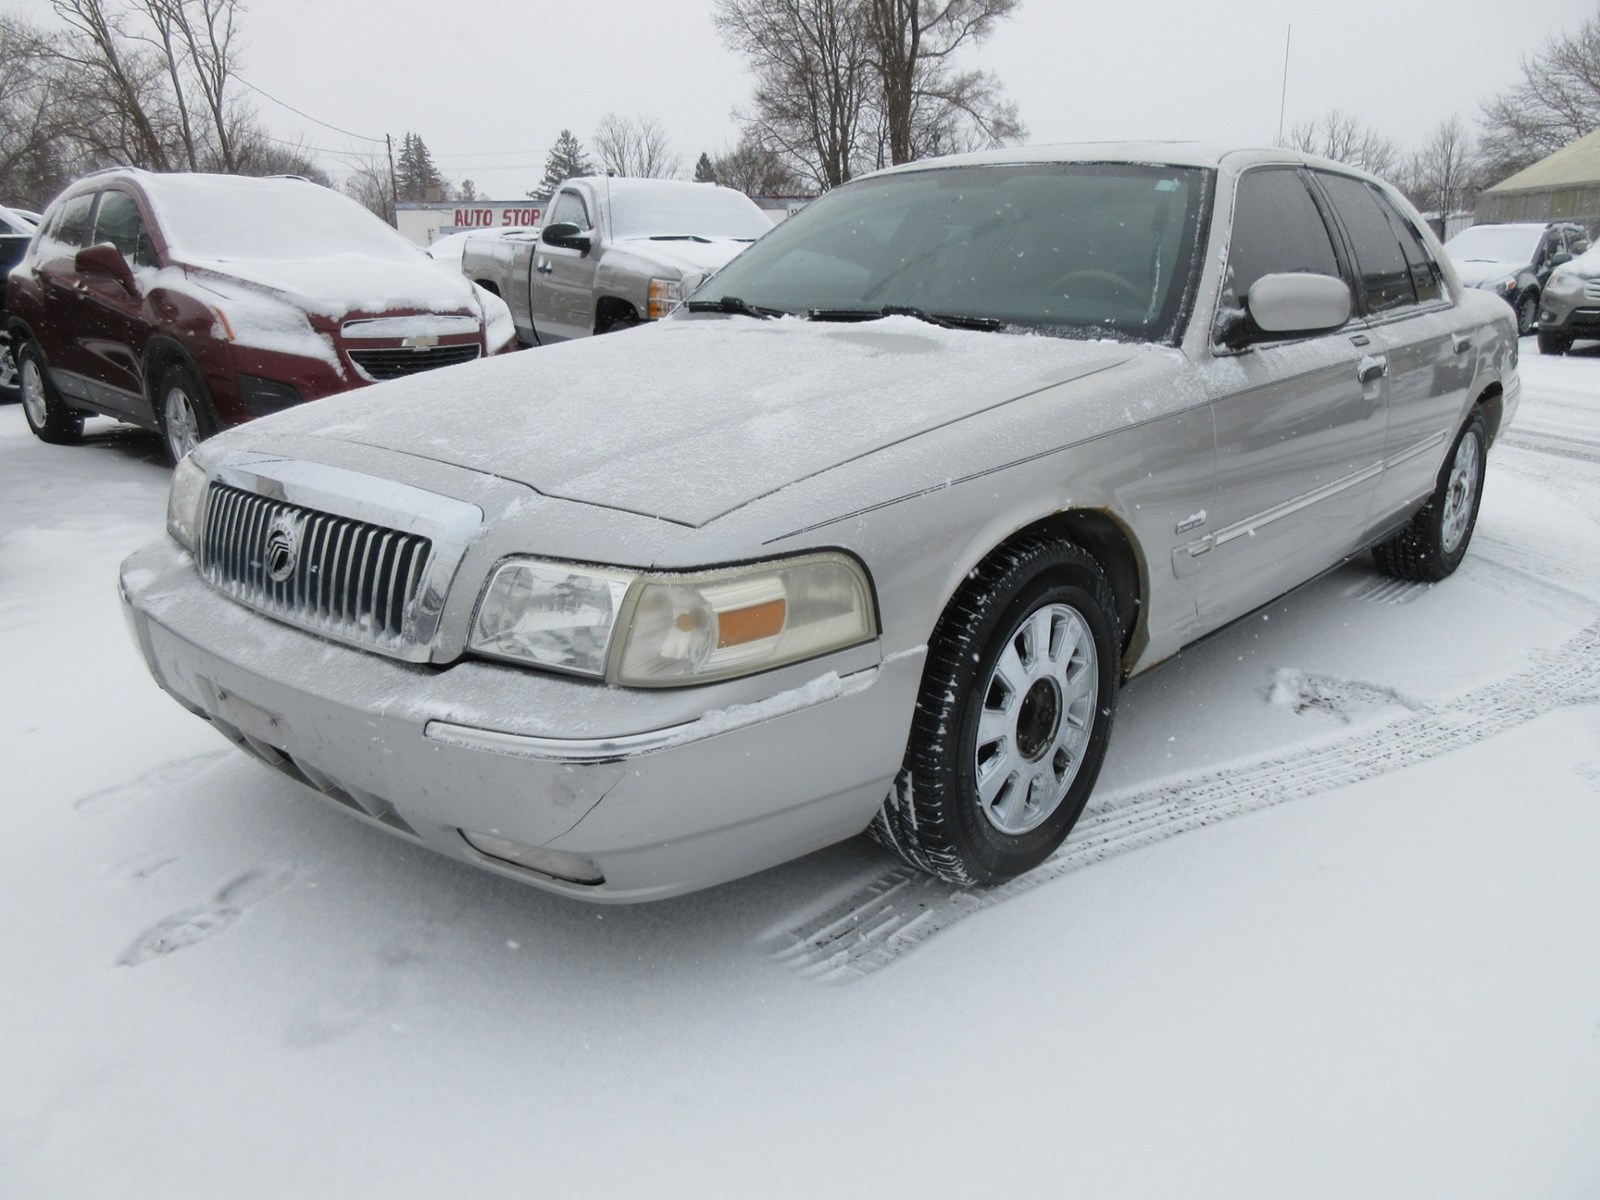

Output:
xmin=1546 ymin=266 xmax=1583 ymax=295
xmin=167 ymin=455 xmax=209 ymax=551
xmin=470 ymin=552 xmax=876 ymax=686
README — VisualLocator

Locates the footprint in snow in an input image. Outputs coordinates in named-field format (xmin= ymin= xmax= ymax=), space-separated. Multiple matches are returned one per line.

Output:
xmin=116 ymin=867 xmax=294 ymax=967
xmin=75 ymin=750 xmax=231 ymax=813
xmin=284 ymin=921 xmax=442 ymax=1048
xmin=1267 ymin=670 xmax=1428 ymax=723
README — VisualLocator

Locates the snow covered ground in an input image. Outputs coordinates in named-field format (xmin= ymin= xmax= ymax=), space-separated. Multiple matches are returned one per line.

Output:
xmin=3 ymin=346 xmax=1598 ymax=1198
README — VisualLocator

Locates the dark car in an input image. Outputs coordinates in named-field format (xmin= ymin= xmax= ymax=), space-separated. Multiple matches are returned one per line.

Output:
xmin=6 ymin=169 xmax=516 ymax=464
xmin=0 ymin=205 xmax=37 ymax=400
xmin=1441 ymin=220 xmax=1591 ymax=335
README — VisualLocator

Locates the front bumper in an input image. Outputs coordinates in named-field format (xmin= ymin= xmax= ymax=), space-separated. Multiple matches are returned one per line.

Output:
xmin=120 ymin=539 xmax=920 ymax=901
xmin=1538 ymin=287 xmax=1600 ymax=336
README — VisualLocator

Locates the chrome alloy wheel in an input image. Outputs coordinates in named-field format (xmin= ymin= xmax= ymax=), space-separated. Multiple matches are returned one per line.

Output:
xmin=974 ymin=602 xmax=1099 ymax=836
xmin=0 ymin=340 xmax=17 ymax=393
xmin=1440 ymin=427 xmax=1482 ymax=555
xmin=20 ymin=355 xmax=48 ymax=428
xmin=163 ymin=384 xmax=200 ymax=461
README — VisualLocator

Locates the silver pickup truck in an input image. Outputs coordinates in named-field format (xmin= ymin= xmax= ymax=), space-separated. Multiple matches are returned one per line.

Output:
xmin=461 ymin=176 xmax=772 ymax=345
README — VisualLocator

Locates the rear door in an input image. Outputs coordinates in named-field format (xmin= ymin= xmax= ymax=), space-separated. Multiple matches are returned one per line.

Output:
xmin=29 ymin=192 xmax=100 ymax=392
xmin=1312 ymin=173 xmax=1474 ymax=528
xmin=1194 ymin=166 xmax=1388 ymax=628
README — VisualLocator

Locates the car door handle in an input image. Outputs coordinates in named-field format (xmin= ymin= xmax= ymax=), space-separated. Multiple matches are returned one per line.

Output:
xmin=1356 ymin=355 xmax=1388 ymax=385
xmin=1452 ymin=333 xmax=1473 ymax=354
xmin=535 ymin=260 xmax=553 ymax=275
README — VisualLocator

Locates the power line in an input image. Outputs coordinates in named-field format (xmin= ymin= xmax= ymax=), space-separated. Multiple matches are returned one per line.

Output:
xmin=235 ymin=74 xmax=385 ymax=144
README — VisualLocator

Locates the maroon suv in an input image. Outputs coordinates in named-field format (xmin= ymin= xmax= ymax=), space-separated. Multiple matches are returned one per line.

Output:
xmin=7 ymin=169 xmax=515 ymax=463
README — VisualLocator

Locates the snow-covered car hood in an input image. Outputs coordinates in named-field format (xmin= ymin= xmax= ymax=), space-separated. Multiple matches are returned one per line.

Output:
xmin=238 ymin=315 xmax=1138 ymax=527
xmin=609 ymin=236 xmax=754 ymax=280
xmin=182 ymin=253 xmax=480 ymax=318
xmin=1448 ymin=258 xmax=1524 ymax=288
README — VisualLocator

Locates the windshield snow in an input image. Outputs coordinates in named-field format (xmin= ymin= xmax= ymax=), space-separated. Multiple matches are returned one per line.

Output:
xmin=1443 ymin=224 xmax=1543 ymax=264
xmin=691 ymin=162 xmax=1209 ymax=342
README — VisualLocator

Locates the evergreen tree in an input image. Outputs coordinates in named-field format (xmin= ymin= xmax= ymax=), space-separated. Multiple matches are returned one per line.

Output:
xmin=395 ymin=132 xmax=443 ymax=202
xmin=528 ymin=129 xmax=595 ymax=200
xmin=693 ymin=151 xmax=717 ymax=183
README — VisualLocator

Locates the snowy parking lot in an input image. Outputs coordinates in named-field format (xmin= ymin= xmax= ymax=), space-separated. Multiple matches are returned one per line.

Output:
xmin=4 ymin=346 xmax=1599 ymax=1198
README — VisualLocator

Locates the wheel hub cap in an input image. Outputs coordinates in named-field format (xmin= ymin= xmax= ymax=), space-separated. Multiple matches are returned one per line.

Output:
xmin=20 ymin=359 xmax=47 ymax=427
xmin=1441 ymin=430 xmax=1480 ymax=554
xmin=973 ymin=602 xmax=1099 ymax=836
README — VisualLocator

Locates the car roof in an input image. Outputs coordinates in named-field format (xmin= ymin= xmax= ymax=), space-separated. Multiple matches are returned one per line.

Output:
xmin=860 ymin=141 xmax=1375 ymax=179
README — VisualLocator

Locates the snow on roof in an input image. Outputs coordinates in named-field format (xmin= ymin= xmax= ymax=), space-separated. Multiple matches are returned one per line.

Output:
xmin=1483 ymin=128 xmax=1600 ymax=195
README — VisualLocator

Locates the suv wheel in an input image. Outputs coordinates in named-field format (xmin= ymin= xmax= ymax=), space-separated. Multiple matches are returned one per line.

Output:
xmin=1537 ymin=329 xmax=1573 ymax=355
xmin=1515 ymin=292 xmax=1538 ymax=336
xmin=157 ymin=362 xmax=217 ymax=465
xmin=0 ymin=336 xmax=18 ymax=401
xmin=16 ymin=341 xmax=86 ymax=445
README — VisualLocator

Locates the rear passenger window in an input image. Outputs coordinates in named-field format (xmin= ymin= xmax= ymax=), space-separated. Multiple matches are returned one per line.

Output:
xmin=1225 ymin=168 xmax=1342 ymax=304
xmin=1378 ymin=200 xmax=1443 ymax=305
xmin=92 ymin=190 xmax=158 ymax=268
xmin=50 ymin=194 xmax=96 ymax=249
xmin=1317 ymin=173 xmax=1416 ymax=313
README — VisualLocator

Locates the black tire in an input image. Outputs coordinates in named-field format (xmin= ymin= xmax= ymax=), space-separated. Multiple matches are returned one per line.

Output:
xmin=16 ymin=340 xmax=85 ymax=445
xmin=154 ymin=361 xmax=217 ymax=465
xmin=0 ymin=335 xmax=18 ymax=402
xmin=871 ymin=535 xmax=1122 ymax=886
xmin=1515 ymin=292 xmax=1538 ymax=336
xmin=1537 ymin=329 xmax=1572 ymax=356
xmin=596 ymin=302 xmax=641 ymax=335
xmin=1372 ymin=409 xmax=1488 ymax=582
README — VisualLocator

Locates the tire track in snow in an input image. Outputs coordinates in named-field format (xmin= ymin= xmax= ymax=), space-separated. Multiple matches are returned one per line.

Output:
xmin=770 ymin=614 xmax=1600 ymax=984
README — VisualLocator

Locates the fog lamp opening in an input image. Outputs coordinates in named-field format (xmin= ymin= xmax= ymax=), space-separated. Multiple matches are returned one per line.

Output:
xmin=459 ymin=830 xmax=604 ymax=885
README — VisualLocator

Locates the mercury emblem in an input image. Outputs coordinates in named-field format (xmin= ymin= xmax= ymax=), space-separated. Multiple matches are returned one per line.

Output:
xmin=265 ymin=513 xmax=302 ymax=583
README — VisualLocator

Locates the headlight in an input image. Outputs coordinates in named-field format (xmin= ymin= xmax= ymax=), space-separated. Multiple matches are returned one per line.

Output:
xmin=1546 ymin=266 xmax=1583 ymax=295
xmin=468 ymin=552 xmax=877 ymax=686
xmin=1492 ymin=276 xmax=1517 ymax=295
xmin=166 ymin=455 xmax=208 ymax=550
xmin=647 ymin=277 xmax=682 ymax=320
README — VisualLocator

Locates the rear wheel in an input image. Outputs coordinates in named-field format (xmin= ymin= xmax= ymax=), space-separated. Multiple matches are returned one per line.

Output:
xmin=0 ymin=336 xmax=17 ymax=401
xmin=871 ymin=536 xmax=1121 ymax=886
xmin=1372 ymin=409 xmax=1487 ymax=582
xmin=16 ymin=341 xmax=85 ymax=445
xmin=156 ymin=361 xmax=217 ymax=465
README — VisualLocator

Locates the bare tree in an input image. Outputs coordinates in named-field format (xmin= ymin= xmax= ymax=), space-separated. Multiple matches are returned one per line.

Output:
xmin=715 ymin=0 xmax=875 ymax=189
xmin=343 ymin=151 xmax=395 ymax=224
xmin=0 ymin=17 xmax=90 ymax=207
xmin=1283 ymin=110 xmax=1399 ymax=177
xmin=1400 ymin=116 xmax=1476 ymax=216
xmin=865 ymin=0 xmax=1022 ymax=166
xmin=711 ymin=128 xmax=802 ymax=194
xmin=49 ymin=0 xmax=178 ymax=170
xmin=1478 ymin=5 xmax=1600 ymax=184
xmin=592 ymin=113 xmax=682 ymax=178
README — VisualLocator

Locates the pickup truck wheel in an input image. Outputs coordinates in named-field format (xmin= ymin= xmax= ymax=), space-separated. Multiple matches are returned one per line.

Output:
xmin=17 ymin=341 xmax=85 ymax=444
xmin=157 ymin=362 xmax=217 ymax=465
xmin=597 ymin=308 xmax=640 ymax=335
xmin=1372 ymin=409 xmax=1486 ymax=582
xmin=870 ymin=536 xmax=1121 ymax=886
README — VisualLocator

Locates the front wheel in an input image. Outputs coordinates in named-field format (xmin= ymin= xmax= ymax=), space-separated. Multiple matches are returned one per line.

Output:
xmin=871 ymin=536 xmax=1122 ymax=886
xmin=1515 ymin=292 xmax=1538 ymax=336
xmin=1537 ymin=329 xmax=1572 ymax=355
xmin=0 ymin=336 xmax=18 ymax=401
xmin=16 ymin=341 xmax=85 ymax=444
xmin=156 ymin=362 xmax=217 ymax=465
xmin=1372 ymin=409 xmax=1487 ymax=582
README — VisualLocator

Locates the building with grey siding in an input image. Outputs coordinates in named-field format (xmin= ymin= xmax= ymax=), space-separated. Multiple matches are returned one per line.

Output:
xmin=1475 ymin=129 xmax=1600 ymax=236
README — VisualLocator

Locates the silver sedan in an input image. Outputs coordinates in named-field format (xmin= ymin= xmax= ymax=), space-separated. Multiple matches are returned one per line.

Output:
xmin=120 ymin=143 xmax=1519 ymax=901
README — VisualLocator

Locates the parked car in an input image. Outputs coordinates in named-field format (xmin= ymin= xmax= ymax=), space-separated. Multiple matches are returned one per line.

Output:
xmin=425 ymin=225 xmax=534 ymax=276
xmin=462 ymin=176 xmax=771 ymax=345
xmin=121 ymin=144 xmax=1518 ymax=902
xmin=1536 ymin=243 xmax=1600 ymax=354
xmin=6 ymin=169 xmax=516 ymax=463
xmin=1441 ymin=220 xmax=1590 ymax=335
xmin=0 ymin=205 xmax=38 ymax=401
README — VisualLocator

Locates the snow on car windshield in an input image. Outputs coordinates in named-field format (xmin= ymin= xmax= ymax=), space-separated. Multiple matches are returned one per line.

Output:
xmin=1443 ymin=224 xmax=1543 ymax=264
xmin=692 ymin=163 xmax=1210 ymax=343
xmin=605 ymin=180 xmax=774 ymax=242
xmin=140 ymin=174 xmax=423 ymax=263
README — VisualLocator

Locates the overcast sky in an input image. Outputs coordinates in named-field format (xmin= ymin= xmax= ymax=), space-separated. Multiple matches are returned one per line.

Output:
xmin=17 ymin=0 xmax=1599 ymax=197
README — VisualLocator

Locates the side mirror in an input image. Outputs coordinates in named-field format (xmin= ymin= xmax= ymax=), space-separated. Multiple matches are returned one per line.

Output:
xmin=1246 ymin=273 xmax=1352 ymax=337
xmin=541 ymin=222 xmax=592 ymax=255
xmin=1550 ymin=251 xmax=1573 ymax=269
xmin=75 ymin=242 xmax=138 ymax=295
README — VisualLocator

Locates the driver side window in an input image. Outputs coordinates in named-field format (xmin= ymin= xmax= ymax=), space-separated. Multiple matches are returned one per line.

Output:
xmin=1223 ymin=168 xmax=1343 ymax=325
xmin=550 ymin=190 xmax=590 ymax=230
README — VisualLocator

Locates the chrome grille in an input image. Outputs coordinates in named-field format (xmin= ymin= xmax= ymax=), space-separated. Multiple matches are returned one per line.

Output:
xmin=1584 ymin=279 xmax=1600 ymax=303
xmin=199 ymin=482 xmax=432 ymax=653
xmin=348 ymin=344 xmax=480 ymax=381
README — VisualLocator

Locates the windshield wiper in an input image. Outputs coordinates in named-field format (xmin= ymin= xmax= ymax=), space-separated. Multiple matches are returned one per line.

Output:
xmin=807 ymin=305 xmax=1002 ymax=332
xmin=649 ymin=235 xmax=712 ymax=243
xmin=682 ymin=295 xmax=781 ymax=320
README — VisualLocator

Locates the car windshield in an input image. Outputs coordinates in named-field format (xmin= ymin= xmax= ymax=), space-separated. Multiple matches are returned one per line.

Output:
xmin=141 ymin=175 xmax=423 ymax=263
xmin=690 ymin=162 xmax=1210 ymax=342
xmin=1443 ymin=224 xmax=1543 ymax=264
xmin=605 ymin=182 xmax=774 ymax=242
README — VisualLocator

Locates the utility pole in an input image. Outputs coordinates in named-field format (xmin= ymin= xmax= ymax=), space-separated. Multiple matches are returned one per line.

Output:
xmin=385 ymin=133 xmax=400 ymax=227
xmin=1277 ymin=26 xmax=1292 ymax=145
